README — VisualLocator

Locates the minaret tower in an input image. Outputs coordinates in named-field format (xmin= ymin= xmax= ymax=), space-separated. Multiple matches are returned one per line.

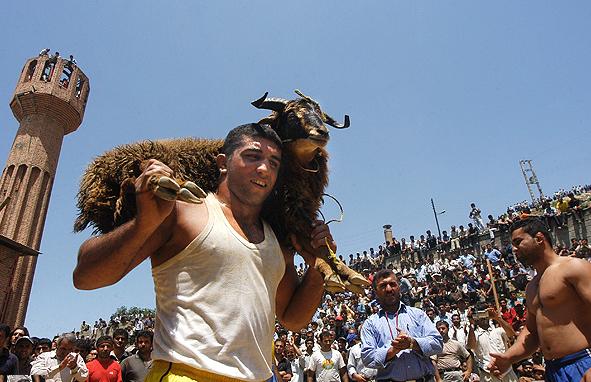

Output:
xmin=0 ymin=52 xmax=89 ymax=326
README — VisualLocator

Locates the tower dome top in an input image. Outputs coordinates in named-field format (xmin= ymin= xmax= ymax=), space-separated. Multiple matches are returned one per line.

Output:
xmin=10 ymin=52 xmax=90 ymax=135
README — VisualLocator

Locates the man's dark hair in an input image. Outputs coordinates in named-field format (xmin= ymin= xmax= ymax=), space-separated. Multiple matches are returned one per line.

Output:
xmin=113 ymin=328 xmax=129 ymax=341
xmin=11 ymin=326 xmax=30 ymax=338
xmin=274 ymin=338 xmax=284 ymax=346
xmin=319 ymin=330 xmax=332 ymax=341
xmin=135 ymin=330 xmax=153 ymax=344
xmin=277 ymin=329 xmax=288 ymax=338
xmin=435 ymin=320 xmax=449 ymax=328
xmin=221 ymin=123 xmax=282 ymax=158
xmin=0 ymin=324 xmax=11 ymax=338
xmin=372 ymin=269 xmax=396 ymax=290
xmin=37 ymin=338 xmax=51 ymax=348
xmin=75 ymin=338 xmax=93 ymax=354
xmin=95 ymin=335 xmax=114 ymax=347
xmin=510 ymin=217 xmax=552 ymax=246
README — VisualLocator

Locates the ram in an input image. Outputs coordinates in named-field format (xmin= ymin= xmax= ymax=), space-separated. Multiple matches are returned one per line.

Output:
xmin=74 ymin=90 xmax=368 ymax=294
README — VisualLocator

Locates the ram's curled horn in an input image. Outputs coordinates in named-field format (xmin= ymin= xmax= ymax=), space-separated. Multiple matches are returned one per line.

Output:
xmin=323 ymin=113 xmax=350 ymax=129
xmin=251 ymin=92 xmax=289 ymax=112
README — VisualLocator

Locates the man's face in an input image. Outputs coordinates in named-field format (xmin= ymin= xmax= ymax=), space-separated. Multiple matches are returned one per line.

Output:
xmin=113 ymin=334 xmax=127 ymax=349
xmin=305 ymin=340 xmax=314 ymax=351
xmin=427 ymin=310 xmax=435 ymax=321
xmin=274 ymin=341 xmax=285 ymax=357
xmin=97 ymin=341 xmax=113 ymax=360
xmin=329 ymin=330 xmax=336 ymax=342
xmin=285 ymin=345 xmax=296 ymax=360
xmin=511 ymin=228 xmax=543 ymax=265
xmin=136 ymin=336 xmax=152 ymax=355
xmin=374 ymin=275 xmax=401 ymax=311
xmin=11 ymin=329 xmax=26 ymax=345
xmin=452 ymin=315 xmax=461 ymax=327
xmin=35 ymin=342 xmax=50 ymax=355
xmin=320 ymin=335 xmax=332 ymax=352
xmin=56 ymin=339 xmax=75 ymax=361
xmin=436 ymin=324 xmax=449 ymax=339
xmin=14 ymin=340 xmax=34 ymax=360
xmin=222 ymin=137 xmax=281 ymax=207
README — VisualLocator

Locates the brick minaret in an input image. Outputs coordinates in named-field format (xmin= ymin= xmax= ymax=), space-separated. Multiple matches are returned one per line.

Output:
xmin=0 ymin=52 xmax=89 ymax=327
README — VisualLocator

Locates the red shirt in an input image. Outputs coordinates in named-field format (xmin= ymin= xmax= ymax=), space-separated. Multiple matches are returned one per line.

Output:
xmin=501 ymin=307 xmax=517 ymax=325
xmin=87 ymin=358 xmax=122 ymax=382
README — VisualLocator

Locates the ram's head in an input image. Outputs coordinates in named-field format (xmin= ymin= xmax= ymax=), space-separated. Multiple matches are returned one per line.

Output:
xmin=252 ymin=90 xmax=349 ymax=165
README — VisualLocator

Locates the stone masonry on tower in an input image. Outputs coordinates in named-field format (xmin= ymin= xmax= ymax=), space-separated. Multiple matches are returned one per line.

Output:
xmin=0 ymin=51 xmax=90 ymax=327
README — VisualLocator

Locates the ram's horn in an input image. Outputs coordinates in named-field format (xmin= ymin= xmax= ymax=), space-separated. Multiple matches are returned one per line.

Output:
xmin=251 ymin=92 xmax=289 ymax=112
xmin=323 ymin=113 xmax=350 ymax=129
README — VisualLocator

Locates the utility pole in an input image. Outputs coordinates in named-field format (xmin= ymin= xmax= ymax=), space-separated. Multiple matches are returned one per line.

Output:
xmin=431 ymin=198 xmax=445 ymax=240
xmin=519 ymin=160 xmax=544 ymax=203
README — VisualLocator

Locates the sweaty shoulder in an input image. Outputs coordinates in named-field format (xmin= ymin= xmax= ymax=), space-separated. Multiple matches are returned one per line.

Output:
xmin=562 ymin=257 xmax=591 ymax=281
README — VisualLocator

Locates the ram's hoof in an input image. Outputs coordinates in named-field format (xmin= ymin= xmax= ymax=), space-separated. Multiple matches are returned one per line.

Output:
xmin=150 ymin=176 xmax=205 ymax=204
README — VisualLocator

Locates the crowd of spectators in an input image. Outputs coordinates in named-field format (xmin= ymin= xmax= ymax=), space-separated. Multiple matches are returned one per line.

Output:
xmin=0 ymin=186 xmax=589 ymax=382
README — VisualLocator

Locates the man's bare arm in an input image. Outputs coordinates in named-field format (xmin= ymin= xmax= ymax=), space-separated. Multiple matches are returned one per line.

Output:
xmin=489 ymin=285 xmax=539 ymax=374
xmin=73 ymin=215 xmax=171 ymax=289
xmin=73 ymin=159 xmax=176 ymax=290
xmin=275 ymin=247 xmax=325 ymax=331
xmin=276 ymin=221 xmax=334 ymax=331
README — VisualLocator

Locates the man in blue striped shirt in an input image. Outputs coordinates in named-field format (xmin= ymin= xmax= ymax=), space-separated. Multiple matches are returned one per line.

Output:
xmin=361 ymin=269 xmax=443 ymax=382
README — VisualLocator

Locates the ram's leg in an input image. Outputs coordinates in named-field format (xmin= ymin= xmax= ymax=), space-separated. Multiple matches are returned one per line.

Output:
xmin=333 ymin=260 xmax=370 ymax=287
xmin=178 ymin=181 xmax=207 ymax=203
xmin=149 ymin=176 xmax=180 ymax=201
xmin=314 ymin=257 xmax=346 ymax=293
xmin=343 ymin=280 xmax=366 ymax=295
xmin=148 ymin=176 xmax=205 ymax=204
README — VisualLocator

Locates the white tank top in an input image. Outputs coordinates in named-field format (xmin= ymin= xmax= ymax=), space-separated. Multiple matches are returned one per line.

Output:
xmin=151 ymin=193 xmax=285 ymax=380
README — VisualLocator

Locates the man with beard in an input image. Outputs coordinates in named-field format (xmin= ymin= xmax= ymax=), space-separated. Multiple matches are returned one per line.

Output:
xmin=87 ymin=336 xmax=122 ymax=382
xmin=489 ymin=218 xmax=591 ymax=382
xmin=120 ymin=331 xmax=152 ymax=382
xmin=361 ymin=269 xmax=443 ymax=381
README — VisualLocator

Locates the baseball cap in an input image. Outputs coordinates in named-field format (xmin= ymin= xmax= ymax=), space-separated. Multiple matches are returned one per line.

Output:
xmin=15 ymin=336 xmax=34 ymax=345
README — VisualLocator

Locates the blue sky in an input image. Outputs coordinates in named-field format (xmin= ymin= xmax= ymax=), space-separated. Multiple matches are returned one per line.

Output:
xmin=1 ymin=1 xmax=589 ymax=337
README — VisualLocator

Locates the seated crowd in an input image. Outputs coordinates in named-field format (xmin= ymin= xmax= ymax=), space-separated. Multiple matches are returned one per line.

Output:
xmin=0 ymin=186 xmax=589 ymax=382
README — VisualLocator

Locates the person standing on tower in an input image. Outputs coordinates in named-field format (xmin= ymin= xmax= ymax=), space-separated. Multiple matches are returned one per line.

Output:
xmin=73 ymin=123 xmax=334 ymax=381
xmin=469 ymin=203 xmax=485 ymax=232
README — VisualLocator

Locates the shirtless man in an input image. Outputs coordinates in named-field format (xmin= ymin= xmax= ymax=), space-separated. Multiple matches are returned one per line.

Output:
xmin=73 ymin=123 xmax=333 ymax=381
xmin=488 ymin=217 xmax=591 ymax=382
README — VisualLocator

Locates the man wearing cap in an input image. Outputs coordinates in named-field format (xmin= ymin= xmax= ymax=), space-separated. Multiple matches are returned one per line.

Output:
xmin=31 ymin=333 xmax=88 ymax=382
xmin=14 ymin=336 xmax=35 ymax=374
xmin=87 ymin=336 xmax=122 ymax=382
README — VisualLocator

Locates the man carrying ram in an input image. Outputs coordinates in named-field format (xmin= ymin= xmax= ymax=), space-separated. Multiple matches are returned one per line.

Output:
xmin=73 ymin=123 xmax=335 ymax=381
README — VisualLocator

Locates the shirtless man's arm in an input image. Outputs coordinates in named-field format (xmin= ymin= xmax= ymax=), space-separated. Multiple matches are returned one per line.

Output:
xmin=73 ymin=160 xmax=176 ymax=289
xmin=488 ymin=280 xmax=539 ymax=375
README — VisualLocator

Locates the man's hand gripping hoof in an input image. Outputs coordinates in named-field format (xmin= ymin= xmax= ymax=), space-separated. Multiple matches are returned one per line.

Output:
xmin=148 ymin=175 xmax=207 ymax=204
